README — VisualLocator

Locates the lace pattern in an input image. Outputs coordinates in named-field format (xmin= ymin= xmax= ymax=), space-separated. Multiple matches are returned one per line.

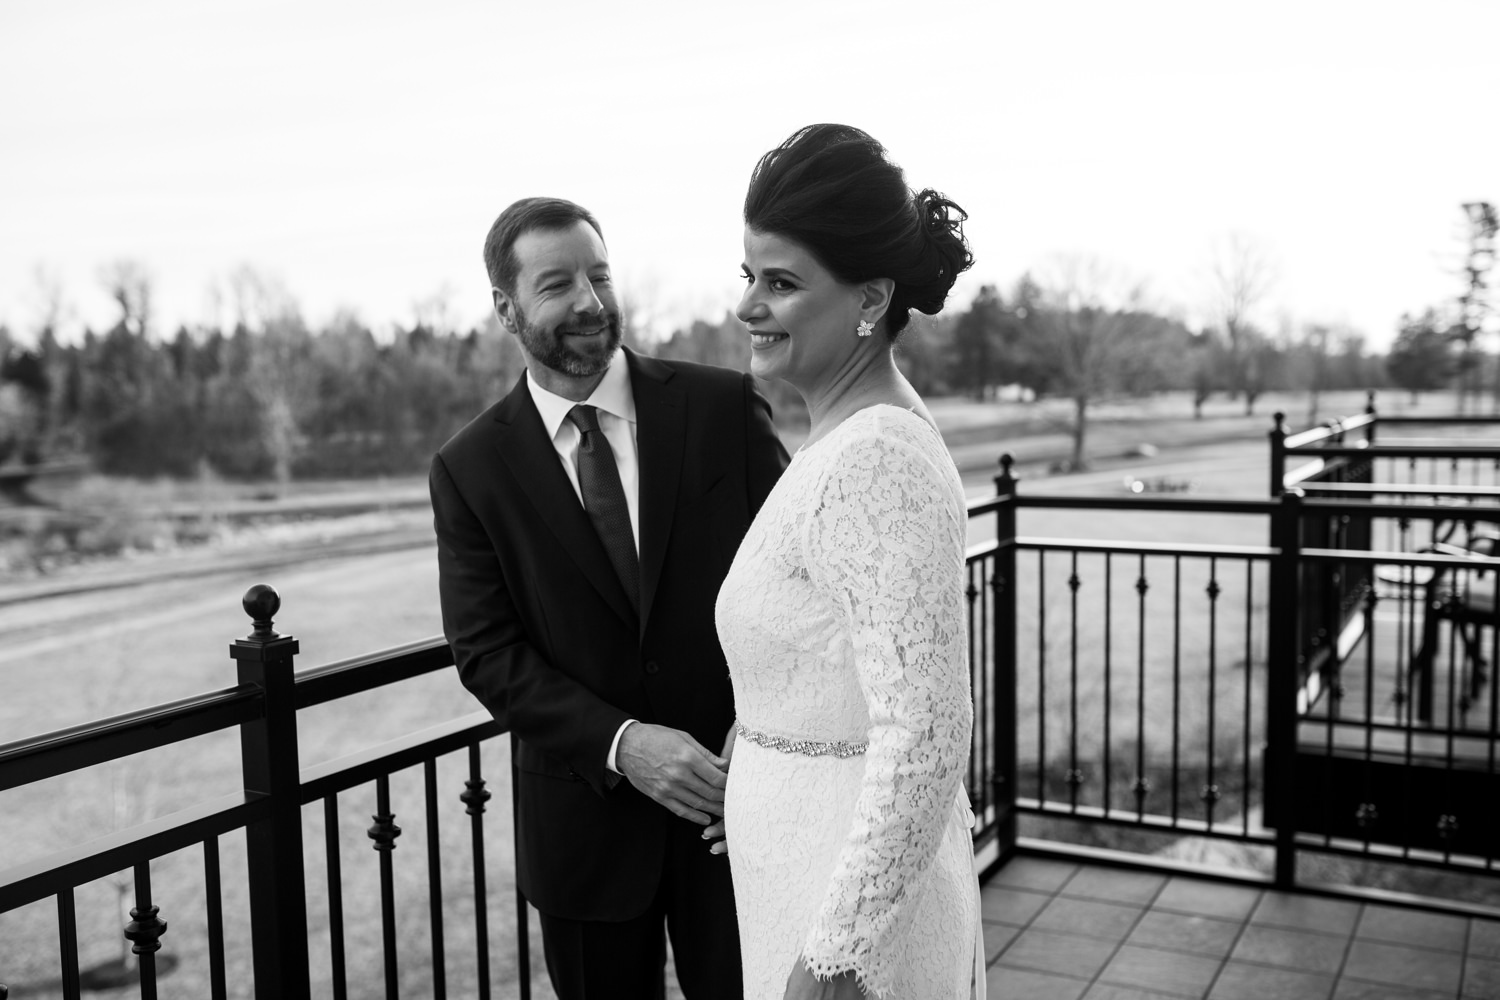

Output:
xmin=716 ymin=406 xmax=981 ymax=1000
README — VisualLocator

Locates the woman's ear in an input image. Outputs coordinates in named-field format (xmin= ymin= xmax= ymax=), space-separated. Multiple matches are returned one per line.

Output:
xmin=859 ymin=277 xmax=895 ymax=328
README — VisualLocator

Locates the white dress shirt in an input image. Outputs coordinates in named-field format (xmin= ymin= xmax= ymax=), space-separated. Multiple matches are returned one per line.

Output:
xmin=525 ymin=348 xmax=639 ymax=774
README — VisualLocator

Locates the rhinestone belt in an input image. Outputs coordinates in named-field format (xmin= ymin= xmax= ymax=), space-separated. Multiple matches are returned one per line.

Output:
xmin=735 ymin=721 xmax=868 ymax=759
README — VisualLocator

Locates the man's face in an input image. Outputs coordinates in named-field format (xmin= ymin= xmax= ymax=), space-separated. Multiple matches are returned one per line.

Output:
xmin=495 ymin=220 xmax=621 ymax=383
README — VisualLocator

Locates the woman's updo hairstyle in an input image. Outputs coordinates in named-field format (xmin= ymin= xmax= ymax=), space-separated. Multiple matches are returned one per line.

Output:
xmin=743 ymin=123 xmax=974 ymax=337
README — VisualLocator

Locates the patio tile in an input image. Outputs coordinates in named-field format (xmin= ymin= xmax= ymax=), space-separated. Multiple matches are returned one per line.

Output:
xmin=984 ymin=921 xmax=1021 ymax=963
xmin=1000 ymin=926 xmax=1119 ymax=979
xmin=1331 ymin=981 xmax=1451 ymax=1000
xmin=1471 ymin=919 xmax=1500 ymax=962
xmin=1229 ymin=924 xmax=1347 ymax=975
xmin=1033 ymin=896 xmax=1147 ymax=943
xmin=1249 ymin=890 xmax=1361 ymax=935
xmin=1464 ymin=956 xmax=1500 ymax=999
xmin=1356 ymin=903 xmax=1468 ymax=952
xmin=990 ymin=856 xmax=1080 ymax=892
xmin=1154 ymin=878 xmax=1263 ymax=921
xmin=987 ymin=965 xmax=1089 ymax=1000
xmin=1098 ymin=944 xmax=1222 ymax=998
xmin=1208 ymin=962 xmax=1334 ymax=1000
xmin=982 ymin=885 xmax=1053 ymax=925
xmin=1342 ymin=939 xmax=1463 ymax=994
xmin=1084 ymin=986 xmax=1187 ymax=1000
xmin=1128 ymin=911 xmax=1243 ymax=960
xmin=1065 ymin=867 xmax=1168 ymax=906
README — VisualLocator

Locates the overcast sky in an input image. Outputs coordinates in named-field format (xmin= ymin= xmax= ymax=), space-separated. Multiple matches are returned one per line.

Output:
xmin=2 ymin=0 xmax=1496 ymax=349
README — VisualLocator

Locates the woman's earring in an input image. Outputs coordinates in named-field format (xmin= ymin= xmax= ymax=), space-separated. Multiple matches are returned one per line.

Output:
xmin=856 ymin=319 xmax=874 ymax=338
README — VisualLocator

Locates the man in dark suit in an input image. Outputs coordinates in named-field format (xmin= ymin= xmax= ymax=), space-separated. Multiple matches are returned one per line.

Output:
xmin=430 ymin=197 xmax=787 ymax=1000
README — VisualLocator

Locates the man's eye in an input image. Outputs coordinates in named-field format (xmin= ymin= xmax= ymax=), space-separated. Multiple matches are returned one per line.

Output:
xmin=591 ymin=274 xmax=611 ymax=285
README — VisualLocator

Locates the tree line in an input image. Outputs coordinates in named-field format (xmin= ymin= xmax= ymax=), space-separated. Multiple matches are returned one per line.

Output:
xmin=0 ymin=254 xmax=1478 ymax=481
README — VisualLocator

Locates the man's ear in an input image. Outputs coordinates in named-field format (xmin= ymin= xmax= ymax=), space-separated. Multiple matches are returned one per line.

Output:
xmin=492 ymin=287 xmax=515 ymax=332
xmin=859 ymin=277 xmax=895 ymax=328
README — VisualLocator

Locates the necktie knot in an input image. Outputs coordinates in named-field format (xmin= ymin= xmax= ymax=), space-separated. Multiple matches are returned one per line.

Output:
xmin=568 ymin=404 xmax=602 ymax=436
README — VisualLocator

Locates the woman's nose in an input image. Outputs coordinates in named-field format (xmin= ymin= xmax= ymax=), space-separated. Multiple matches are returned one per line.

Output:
xmin=735 ymin=284 xmax=762 ymax=323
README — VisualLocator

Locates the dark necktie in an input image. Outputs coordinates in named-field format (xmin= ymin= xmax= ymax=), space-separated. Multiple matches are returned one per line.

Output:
xmin=567 ymin=404 xmax=640 ymax=614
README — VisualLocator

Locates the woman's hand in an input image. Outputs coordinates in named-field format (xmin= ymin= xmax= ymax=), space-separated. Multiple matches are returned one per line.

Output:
xmin=783 ymin=957 xmax=866 ymax=999
xmin=703 ymin=723 xmax=738 ymax=855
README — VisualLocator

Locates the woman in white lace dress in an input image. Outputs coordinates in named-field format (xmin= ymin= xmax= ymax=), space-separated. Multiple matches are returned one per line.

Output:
xmin=712 ymin=124 xmax=984 ymax=1000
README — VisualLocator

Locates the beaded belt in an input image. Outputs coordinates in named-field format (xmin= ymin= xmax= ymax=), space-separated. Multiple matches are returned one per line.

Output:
xmin=735 ymin=721 xmax=868 ymax=759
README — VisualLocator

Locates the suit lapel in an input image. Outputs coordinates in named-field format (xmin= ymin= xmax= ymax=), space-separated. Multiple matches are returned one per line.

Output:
xmin=490 ymin=375 xmax=637 ymax=627
xmin=628 ymin=350 xmax=685 ymax=637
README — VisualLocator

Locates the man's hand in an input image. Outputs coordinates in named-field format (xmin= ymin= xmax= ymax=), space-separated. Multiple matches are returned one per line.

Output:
xmin=701 ymin=722 xmax=737 ymax=854
xmin=616 ymin=723 xmax=729 ymax=824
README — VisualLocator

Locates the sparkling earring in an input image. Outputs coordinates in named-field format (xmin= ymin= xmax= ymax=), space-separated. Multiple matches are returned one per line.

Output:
xmin=856 ymin=319 xmax=874 ymax=338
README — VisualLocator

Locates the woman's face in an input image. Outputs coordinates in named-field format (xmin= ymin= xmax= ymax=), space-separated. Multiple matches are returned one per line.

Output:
xmin=736 ymin=227 xmax=865 ymax=386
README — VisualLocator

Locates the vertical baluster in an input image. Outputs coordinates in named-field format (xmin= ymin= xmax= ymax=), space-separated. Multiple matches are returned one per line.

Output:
xmin=1134 ymin=554 xmax=1149 ymax=822
xmin=1242 ymin=560 xmax=1253 ymax=836
xmin=425 ymin=758 xmax=447 ymax=1000
xmin=325 ymin=795 xmax=347 ymax=1000
xmin=1204 ymin=558 xmax=1220 ymax=829
xmin=460 ymin=743 xmax=492 ymax=1000
xmin=977 ymin=556 xmax=990 ymax=822
xmin=1358 ymin=585 xmax=1379 ymax=852
xmin=368 ymin=775 xmax=402 ymax=999
xmin=1400 ymin=551 xmax=1417 ymax=859
xmin=1067 ymin=552 xmax=1081 ymax=810
xmin=57 ymin=888 xmax=81 ymax=1000
xmin=1440 ymin=590 xmax=1460 ymax=864
xmin=965 ymin=563 xmax=980 ymax=810
xmin=204 ymin=837 xmax=227 ymax=1000
xmin=1488 ymin=585 xmax=1498 ymax=872
xmin=1037 ymin=550 xmax=1047 ymax=807
xmin=1103 ymin=553 xmax=1113 ymax=816
xmin=1171 ymin=556 xmax=1182 ymax=825
xmin=1394 ymin=519 xmax=1411 ymax=719
xmin=124 ymin=861 xmax=167 ymax=1000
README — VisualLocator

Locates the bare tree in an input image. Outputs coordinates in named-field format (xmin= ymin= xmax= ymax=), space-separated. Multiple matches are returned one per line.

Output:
xmin=1027 ymin=255 xmax=1156 ymax=471
xmin=97 ymin=259 xmax=154 ymax=336
xmin=1205 ymin=233 xmax=1278 ymax=401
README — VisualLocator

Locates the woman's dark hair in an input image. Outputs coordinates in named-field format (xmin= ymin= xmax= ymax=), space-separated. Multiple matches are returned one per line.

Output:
xmin=743 ymin=124 xmax=973 ymax=337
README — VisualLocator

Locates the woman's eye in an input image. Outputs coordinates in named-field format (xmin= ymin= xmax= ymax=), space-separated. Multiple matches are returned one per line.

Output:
xmin=770 ymin=279 xmax=794 ymax=292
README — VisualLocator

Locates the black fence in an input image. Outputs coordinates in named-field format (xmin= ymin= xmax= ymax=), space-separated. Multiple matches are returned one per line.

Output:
xmin=4 ymin=410 xmax=1500 ymax=996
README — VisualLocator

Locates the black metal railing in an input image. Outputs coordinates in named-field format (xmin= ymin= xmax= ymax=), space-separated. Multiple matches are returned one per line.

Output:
xmin=0 ymin=587 xmax=511 ymax=1000
xmin=6 ymin=422 xmax=1500 ymax=996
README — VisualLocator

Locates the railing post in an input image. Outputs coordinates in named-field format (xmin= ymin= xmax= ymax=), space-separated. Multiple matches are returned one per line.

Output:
xmin=1269 ymin=411 xmax=1287 ymax=497
xmin=1267 ymin=490 xmax=1303 ymax=888
xmin=231 ymin=584 xmax=311 ymax=998
xmin=992 ymin=454 xmax=1020 ymax=858
xmin=1365 ymin=390 xmax=1378 ymax=446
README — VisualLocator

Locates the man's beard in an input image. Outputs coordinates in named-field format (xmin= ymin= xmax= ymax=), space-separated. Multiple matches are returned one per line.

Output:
xmin=513 ymin=303 xmax=622 ymax=378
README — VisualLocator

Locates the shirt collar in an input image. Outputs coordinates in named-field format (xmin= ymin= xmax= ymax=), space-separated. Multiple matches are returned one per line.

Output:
xmin=527 ymin=347 xmax=637 ymax=441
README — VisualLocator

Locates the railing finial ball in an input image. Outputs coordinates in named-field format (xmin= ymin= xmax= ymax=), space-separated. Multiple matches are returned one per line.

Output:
xmin=242 ymin=583 xmax=281 ymax=640
xmin=999 ymin=453 xmax=1014 ymax=474
xmin=1273 ymin=411 xmax=1285 ymax=431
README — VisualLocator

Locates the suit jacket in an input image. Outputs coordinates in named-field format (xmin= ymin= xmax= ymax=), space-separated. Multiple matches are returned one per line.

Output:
xmin=430 ymin=348 xmax=788 ymax=920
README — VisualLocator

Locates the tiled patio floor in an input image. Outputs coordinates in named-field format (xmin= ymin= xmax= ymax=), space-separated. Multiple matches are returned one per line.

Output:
xmin=982 ymin=855 xmax=1500 ymax=1000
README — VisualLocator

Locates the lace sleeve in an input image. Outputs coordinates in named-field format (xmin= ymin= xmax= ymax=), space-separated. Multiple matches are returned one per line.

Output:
xmin=798 ymin=425 xmax=973 ymax=997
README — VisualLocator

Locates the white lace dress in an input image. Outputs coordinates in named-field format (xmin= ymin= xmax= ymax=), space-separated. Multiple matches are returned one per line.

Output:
xmin=716 ymin=405 xmax=984 ymax=1000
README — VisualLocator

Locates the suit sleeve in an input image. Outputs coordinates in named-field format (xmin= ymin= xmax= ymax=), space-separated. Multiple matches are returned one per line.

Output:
xmin=742 ymin=373 xmax=790 ymax=515
xmin=430 ymin=452 xmax=632 ymax=797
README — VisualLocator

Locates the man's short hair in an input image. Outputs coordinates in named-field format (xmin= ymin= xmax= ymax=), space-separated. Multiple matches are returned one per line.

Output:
xmin=483 ymin=197 xmax=605 ymax=296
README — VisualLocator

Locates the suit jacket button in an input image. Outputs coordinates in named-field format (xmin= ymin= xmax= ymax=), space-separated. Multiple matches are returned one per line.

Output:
xmin=645 ymin=660 xmax=661 ymax=675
